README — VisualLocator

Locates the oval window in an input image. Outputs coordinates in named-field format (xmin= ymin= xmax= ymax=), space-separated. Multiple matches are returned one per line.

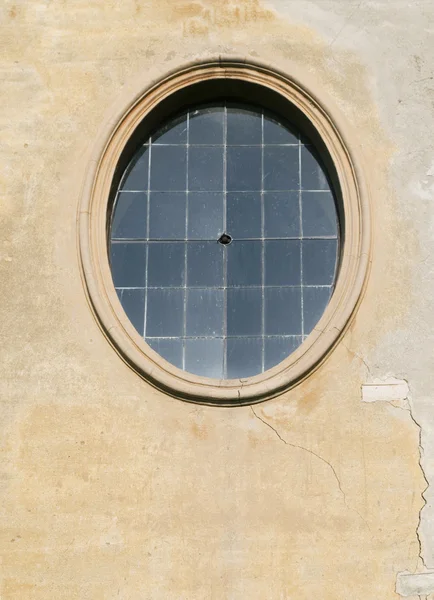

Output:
xmin=109 ymin=102 xmax=339 ymax=380
xmin=80 ymin=60 xmax=370 ymax=404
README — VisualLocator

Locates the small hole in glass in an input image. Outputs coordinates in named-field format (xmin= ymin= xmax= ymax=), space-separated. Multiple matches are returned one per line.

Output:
xmin=218 ymin=233 xmax=232 ymax=245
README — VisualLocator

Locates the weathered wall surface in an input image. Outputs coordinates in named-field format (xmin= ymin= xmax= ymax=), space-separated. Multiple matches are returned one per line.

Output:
xmin=0 ymin=1 xmax=433 ymax=598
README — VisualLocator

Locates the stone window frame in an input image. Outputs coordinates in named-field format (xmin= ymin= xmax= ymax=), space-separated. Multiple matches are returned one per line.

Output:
xmin=78 ymin=58 xmax=371 ymax=405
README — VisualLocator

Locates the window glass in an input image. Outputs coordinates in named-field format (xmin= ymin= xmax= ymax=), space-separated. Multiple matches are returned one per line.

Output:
xmin=110 ymin=103 xmax=339 ymax=378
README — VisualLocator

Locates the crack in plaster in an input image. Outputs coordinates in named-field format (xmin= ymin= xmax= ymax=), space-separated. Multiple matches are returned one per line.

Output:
xmin=328 ymin=0 xmax=363 ymax=49
xmin=250 ymin=406 xmax=370 ymax=529
xmin=342 ymin=342 xmax=428 ymax=570
xmin=406 ymin=394 xmax=429 ymax=572
xmin=342 ymin=341 xmax=372 ymax=376
xmin=360 ymin=376 xmax=429 ymax=575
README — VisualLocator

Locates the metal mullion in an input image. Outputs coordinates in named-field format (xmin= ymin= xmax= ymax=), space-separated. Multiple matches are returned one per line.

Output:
xmin=151 ymin=143 xmax=300 ymax=148
xmin=145 ymin=334 xmax=303 ymax=340
xmin=116 ymin=284 xmax=331 ymax=290
xmin=261 ymin=111 xmax=265 ymax=373
xmin=182 ymin=111 xmax=190 ymax=370
xmin=146 ymin=336 xmax=223 ymax=340
xmin=112 ymin=235 xmax=337 ymax=243
xmin=223 ymin=103 xmax=228 ymax=379
xmin=117 ymin=188 xmax=331 ymax=194
xmin=143 ymin=135 xmax=152 ymax=339
xmin=298 ymin=131 xmax=304 ymax=340
xmin=116 ymin=283 xmax=333 ymax=290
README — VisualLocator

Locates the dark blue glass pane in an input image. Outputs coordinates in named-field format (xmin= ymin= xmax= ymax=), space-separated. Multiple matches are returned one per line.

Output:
xmin=146 ymin=338 xmax=183 ymax=369
xmin=112 ymin=192 xmax=147 ymax=239
xmin=265 ymin=288 xmax=302 ymax=335
xmin=264 ymin=337 xmax=302 ymax=370
xmin=227 ymin=288 xmax=262 ymax=336
xmin=120 ymin=146 xmax=149 ymax=191
xmin=149 ymin=192 xmax=186 ymax=239
xmin=110 ymin=243 xmax=146 ymax=287
xmin=300 ymin=145 xmax=331 ymax=191
xmin=227 ymin=106 xmax=262 ymax=145
xmin=226 ymin=338 xmax=263 ymax=379
xmin=227 ymin=147 xmax=261 ymax=191
xmin=146 ymin=289 xmax=184 ymax=337
xmin=187 ymin=242 xmax=224 ymax=286
xmin=227 ymin=241 xmax=262 ymax=286
xmin=302 ymin=192 xmax=338 ymax=237
xmin=189 ymin=106 xmax=224 ymax=145
xmin=147 ymin=243 xmax=185 ymax=287
xmin=265 ymin=240 xmax=301 ymax=286
xmin=185 ymin=339 xmax=224 ymax=379
xmin=152 ymin=113 xmax=187 ymax=144
xmin=150 ymin=146 xmax=187 ymax=191
xmin=226 ymin=192 xmax=261 ymax=239
xmin=263 ymin=114 xmax=298 ymax=144
xmin=118 ymin=289 xmax=145 ymax=336
xmin=186 ymin=289 xmax=224 ymax=337
xmin=303 ymin=286 xmax=332 ymax=334
xmin=302 ymin=240 xmax=337 ymax=285
xmin=264 ymin=192 xmax=300 ymax=238
xmin=263 ymin=146 xmax=299 ymax=190
xmin=188 ymin=192 xmax=224 ymax=240
xmin=189 ymin=146 xmax=223 ymax=192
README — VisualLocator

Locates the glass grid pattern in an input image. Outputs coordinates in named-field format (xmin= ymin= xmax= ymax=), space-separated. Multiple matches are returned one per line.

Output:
xmin=110 ymin=103 xmax=339 ymax=379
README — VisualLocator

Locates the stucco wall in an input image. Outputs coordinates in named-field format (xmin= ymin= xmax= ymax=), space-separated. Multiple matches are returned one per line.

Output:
xmin=0 ymin=1 xmax=433 ymax=598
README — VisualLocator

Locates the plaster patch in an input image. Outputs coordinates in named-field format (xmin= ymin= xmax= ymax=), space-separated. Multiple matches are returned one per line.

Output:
xmin=361 ymin=377 xmax=409 ymax=406
xmin=396 ymin=571 xmax=434 ymax=597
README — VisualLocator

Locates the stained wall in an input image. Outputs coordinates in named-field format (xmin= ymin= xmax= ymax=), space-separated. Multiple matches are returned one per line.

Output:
xmin=0 ymin=1 xmax=433 ymax=598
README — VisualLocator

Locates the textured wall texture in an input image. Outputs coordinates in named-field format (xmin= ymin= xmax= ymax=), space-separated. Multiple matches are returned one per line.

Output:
xmin=0 ymin=1 xmax=433 ymax=598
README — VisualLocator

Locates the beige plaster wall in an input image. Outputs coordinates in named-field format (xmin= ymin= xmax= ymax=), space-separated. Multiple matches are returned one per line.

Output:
xmin=0 ymin=1 xmax=433 ymax=598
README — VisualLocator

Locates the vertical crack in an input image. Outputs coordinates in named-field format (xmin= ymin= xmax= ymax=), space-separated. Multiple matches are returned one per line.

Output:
xmin=406 ymin=398 xmax=429 ymax=571
xmin=359 ymin=375 xmax=428 ymax=571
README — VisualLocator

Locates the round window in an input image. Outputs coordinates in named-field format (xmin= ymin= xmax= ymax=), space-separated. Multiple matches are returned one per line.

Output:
xmin=109 ymin=102 xmax=339 ymax=379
